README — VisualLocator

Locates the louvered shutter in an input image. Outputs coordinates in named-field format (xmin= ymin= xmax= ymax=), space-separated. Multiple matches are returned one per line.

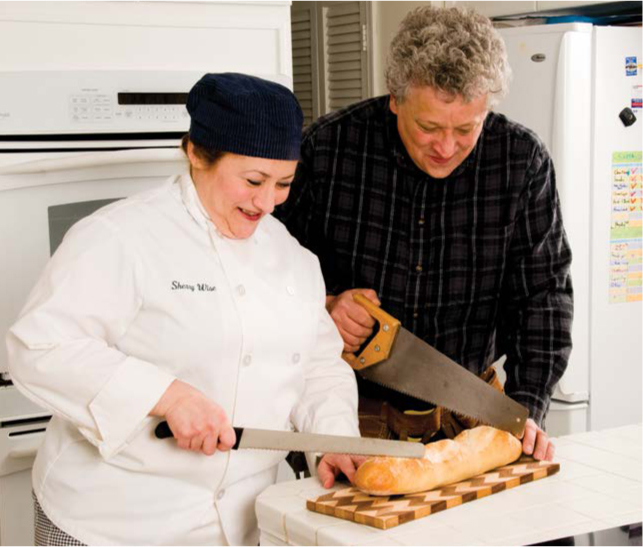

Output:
xmin=291 ymin=6 xmax=319 ymax=126
xmin=291 ymin=1 xmax=371 ymax=123
xmin=323 ymin=2 xmax=368 ymax=113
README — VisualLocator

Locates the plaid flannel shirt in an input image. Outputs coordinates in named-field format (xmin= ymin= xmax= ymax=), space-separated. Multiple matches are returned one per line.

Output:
xmin=276 ymin=96 xmax=573 ymax=426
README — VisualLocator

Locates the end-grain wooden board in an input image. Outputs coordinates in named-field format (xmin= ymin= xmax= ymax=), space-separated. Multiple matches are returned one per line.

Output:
xmin=307 ymin=457 xmax=559 ymax=529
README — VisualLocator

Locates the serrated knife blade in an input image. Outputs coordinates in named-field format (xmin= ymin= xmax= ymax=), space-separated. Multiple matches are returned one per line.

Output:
xmin=154 ymin=422 xmax=426 ymax=458
xmin=358 ymin=327 xmax=529 ymax=437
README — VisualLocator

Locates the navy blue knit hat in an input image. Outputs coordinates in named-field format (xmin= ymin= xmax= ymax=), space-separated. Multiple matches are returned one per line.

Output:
xmin=187 ymin=73 xmax=304 ymax=160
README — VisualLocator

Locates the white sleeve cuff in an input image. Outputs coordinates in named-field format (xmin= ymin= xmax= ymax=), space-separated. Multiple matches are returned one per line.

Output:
xmin=88 ymin=357 xmax=175 ymax=460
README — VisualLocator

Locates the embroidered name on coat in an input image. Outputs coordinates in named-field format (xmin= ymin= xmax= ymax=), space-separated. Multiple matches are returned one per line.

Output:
xmin=171 ymin=281 xmax=217 ymax=292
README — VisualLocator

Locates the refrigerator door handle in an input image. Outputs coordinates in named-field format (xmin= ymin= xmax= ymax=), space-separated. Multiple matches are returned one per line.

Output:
xmin=552 ymin=32 xmax=571 ymax=180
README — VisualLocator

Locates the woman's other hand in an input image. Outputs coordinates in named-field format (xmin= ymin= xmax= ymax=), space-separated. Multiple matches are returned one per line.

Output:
xmin=150 ymin=380 xmax=235 ymax=455
xmin=317 ymin=454 xmax=368 ymax=488
xmin=326 ymin=289 xmax=380 ymax=353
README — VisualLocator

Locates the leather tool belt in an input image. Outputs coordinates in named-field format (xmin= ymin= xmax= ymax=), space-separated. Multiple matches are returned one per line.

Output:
xmin=357 ymin=365 xmax=503 ymax=443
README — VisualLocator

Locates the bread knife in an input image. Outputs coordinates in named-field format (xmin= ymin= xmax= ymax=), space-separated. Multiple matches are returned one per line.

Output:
xmin=154 ymin=422 xmax=425 ymax=458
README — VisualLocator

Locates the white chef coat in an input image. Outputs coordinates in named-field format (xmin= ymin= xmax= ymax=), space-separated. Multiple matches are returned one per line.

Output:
xmin=6 ymin=173 xmax=360 ymax=546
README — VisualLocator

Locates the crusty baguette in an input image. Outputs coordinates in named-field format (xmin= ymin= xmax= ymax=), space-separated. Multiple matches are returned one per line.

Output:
xmin=354 ymin=426 xmax=522 ymax=496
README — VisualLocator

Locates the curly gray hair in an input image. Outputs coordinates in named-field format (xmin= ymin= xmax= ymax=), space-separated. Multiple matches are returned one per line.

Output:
xmin=385 ymin=6 xmax=511 ymax=108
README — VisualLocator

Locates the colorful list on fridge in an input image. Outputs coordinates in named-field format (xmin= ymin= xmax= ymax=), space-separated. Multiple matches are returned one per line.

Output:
xmin=610 ymin=151 xmax=642 ymax=303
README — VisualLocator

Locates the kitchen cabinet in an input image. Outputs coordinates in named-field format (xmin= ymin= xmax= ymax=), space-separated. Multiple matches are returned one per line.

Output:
xmin=537 ymin=1 xmax=620 ymax=10
xmin=444 ymin=1 xmax=537 ymax=17
xmin=444 ymin=1 xmax=621 ymax=18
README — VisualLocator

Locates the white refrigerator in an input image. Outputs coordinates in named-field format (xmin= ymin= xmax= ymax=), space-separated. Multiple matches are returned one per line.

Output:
xmin=496 ymin=23 xmax=642 ymax=436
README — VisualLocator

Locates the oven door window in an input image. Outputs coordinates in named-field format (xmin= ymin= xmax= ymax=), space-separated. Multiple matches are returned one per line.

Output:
xmin=48 ymin=198 xmax=121 ymax=255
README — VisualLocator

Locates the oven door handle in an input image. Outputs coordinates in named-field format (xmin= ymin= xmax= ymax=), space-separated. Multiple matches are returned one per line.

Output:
xmin=0 ymin=148 xmax=185 ymax=175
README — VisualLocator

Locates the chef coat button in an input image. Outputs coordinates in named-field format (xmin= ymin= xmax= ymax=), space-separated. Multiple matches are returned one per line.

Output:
xmin=237 ymin=285 xmax=246 ymax=296
xmin=217 ymin=489 xmax=225 ymax=500
xmin=286 ymin=285 xmax=295 ymax=296
xmin=292 ymin=353 xmax=300 ymax=364
xmin=243 ymin=354 xmax=252 ymax=367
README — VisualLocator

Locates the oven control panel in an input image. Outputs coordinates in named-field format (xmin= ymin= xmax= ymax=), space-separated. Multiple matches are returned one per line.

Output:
xmin=0 ymin=70 xmax=290 ymax=135
xmin=69 ymin=93 xmax=189 ymax=124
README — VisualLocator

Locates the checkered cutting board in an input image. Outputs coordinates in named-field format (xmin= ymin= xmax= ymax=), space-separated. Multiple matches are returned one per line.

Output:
xmin=307 ymin=457 xmax=560 ymax=530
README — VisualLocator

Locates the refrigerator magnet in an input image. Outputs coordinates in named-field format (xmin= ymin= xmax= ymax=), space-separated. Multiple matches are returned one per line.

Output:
xmin=632 ymin=84 xmax=642 ymax=110
xmin=625 ymin=56 xmax=638 ymax=76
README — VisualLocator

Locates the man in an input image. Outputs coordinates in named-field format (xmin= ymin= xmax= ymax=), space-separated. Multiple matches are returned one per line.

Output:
xmin=277 ymin=6 xmax=572 ymax=461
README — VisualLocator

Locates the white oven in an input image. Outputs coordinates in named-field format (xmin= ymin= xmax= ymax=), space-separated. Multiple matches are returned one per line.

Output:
xmin=0 ymin=3 xmax=293 ymax=542
xmin=0 ymin=69 xmax=196 ymax=545
xmin=0 ymin=68 xmax=300 ymax=545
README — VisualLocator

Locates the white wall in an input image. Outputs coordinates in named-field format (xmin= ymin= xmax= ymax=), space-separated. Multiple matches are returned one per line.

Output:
xmin=371 ymin=2 xmax=443 ymax=96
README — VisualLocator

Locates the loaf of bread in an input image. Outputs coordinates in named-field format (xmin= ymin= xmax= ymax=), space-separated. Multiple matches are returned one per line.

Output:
xmin=354 ymin=426 xmax=522 ymax=496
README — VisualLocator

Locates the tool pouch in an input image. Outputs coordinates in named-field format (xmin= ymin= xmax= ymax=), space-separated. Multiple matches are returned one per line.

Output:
xmin=357 ymin=395 xmax=396 ymax=440
xmin=358 ymin=366 xmax=502 ymax=443
xmin=440 ymin=366 xmax=504 ymax=439
xmin=357 ymin=375 xmax=443 ymax=443
xmin=358 ymin=395 xmax=441 ymax=443
xmin=387 ymin=404 xmax=442 ymax=444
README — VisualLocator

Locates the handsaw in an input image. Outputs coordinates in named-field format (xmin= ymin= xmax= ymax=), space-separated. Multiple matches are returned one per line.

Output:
xmin=342 ymin=294 xmax=528 ymax=437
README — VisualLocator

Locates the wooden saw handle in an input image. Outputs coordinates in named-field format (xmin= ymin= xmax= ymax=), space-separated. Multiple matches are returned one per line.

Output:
xmin=342 ymin=293 xmax=400 ymax=371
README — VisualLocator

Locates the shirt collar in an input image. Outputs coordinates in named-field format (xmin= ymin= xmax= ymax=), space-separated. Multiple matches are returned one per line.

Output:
xmin=180 ymin=172 xmax=210 ymax=231
xmin=178 ymin=172 xmax=266 ymax=244
xmin=384 ymin=98 xmax=482 ymax=180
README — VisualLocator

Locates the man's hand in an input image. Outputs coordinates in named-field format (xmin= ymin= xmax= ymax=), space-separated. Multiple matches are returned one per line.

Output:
xmin=521 ymin=418 xmax=555 ymax=461
xmin=150 ymin=379 xmax=236 ymax=455
xmin=326 ymin=289 xmax=380 ymax=353
xmin=317 ymin=454 xmax=368 ymax=488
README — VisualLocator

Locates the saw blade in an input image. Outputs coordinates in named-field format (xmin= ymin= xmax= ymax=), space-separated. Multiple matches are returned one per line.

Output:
xmin=358 ymin=328 xmax=528 ymax=436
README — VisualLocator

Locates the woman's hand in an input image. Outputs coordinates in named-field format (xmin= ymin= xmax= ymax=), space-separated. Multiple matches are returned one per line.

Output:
xmin=521 ymin=418 xmax=555 ymax=461
xmin=326 ymin=289 xmax=380 ymax=353
xmin=317 ymin=454 xmax=368 ymax=488
xmin=150 ymin=379 xmax=235 ymax=455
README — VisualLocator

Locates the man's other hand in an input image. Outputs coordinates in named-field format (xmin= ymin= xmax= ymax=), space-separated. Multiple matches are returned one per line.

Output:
xmin=521 ymin=418 xmax=555 ymax=461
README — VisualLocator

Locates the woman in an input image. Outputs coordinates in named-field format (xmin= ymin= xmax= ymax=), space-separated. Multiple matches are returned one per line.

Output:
xmin=7 ymin=73 xmax=363 ymax=546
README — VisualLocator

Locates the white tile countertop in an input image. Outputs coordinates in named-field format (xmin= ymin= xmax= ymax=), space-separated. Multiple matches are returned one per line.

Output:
xmin=256 ymin=424 xmax=642 ymax=546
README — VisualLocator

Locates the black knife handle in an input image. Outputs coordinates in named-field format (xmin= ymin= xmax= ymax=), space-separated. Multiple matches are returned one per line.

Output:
xmin=154 ymin=421 xmax=244 ymax=451
xmin=232 ymin=427 xmax=243 ymax=450
xmin=155 ymin=421 xmax=173 ymax=439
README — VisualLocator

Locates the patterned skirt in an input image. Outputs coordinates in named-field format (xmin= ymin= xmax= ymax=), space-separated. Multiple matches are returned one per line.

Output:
xmin=33 ymin=492 xmax=86 ymax=546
